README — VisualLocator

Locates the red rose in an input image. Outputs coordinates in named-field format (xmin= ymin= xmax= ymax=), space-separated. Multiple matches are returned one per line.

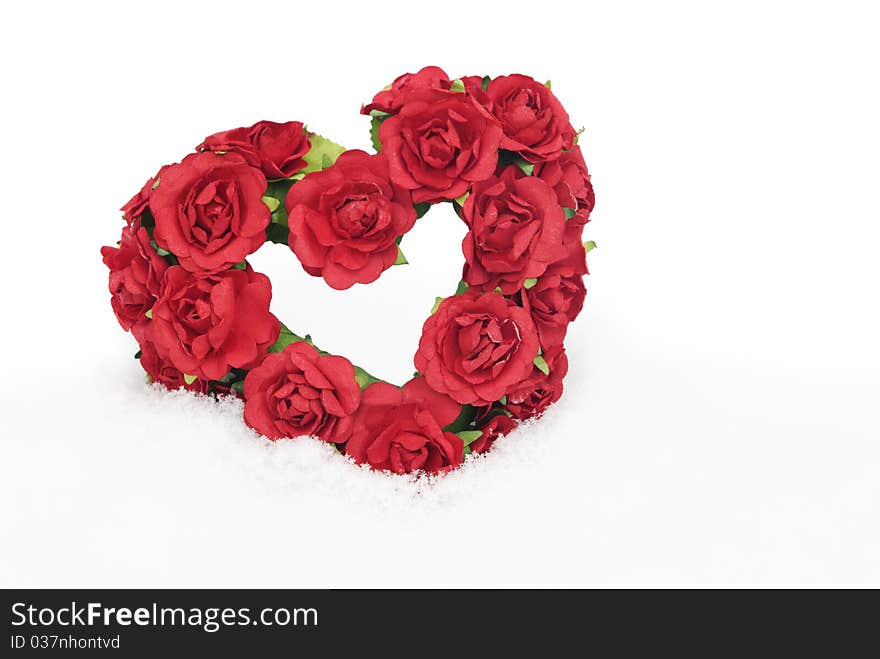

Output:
xmin=150 ymin=265 xmax=280 ymax=381
xmin=101 ymin=223 xmax=169 ymax=332
xmin=462 ymin=166 xmax=566 ymax=294
xmin=121 ymin=172 xmax=162 ymax=224
xmin=243 ymin=342 xmax=361 ymax=442
xmin=505 ymin=346 xmax=569 ymax=420
xmin=469 ymin=413 xmax=517 ymax=455
xmin=361 ymin=66 xmax=451 ymax=115
xmin=285 ymin=150 xmax=416 ymax=290
xmin=197 ymin=120 xmax=310 ymax=180
xmin=484 ymin=74 xmax=575 ymax=163
xmin=346 ymin=377 xmax=463 ymax=475
xmin=138 ymin=335 xmax=210 ymax=394
xmin=534 ymin=147 xmax=595 ymax=222
xmin=150 ymin=152 xmax=269 ymax=274
xmin=379 ymin=89 xmax=503 ymax=203
xmin=523 ymin=267 xmax=586 ymax=351
xmin=415 ymin=290 xmax=539 ymax=406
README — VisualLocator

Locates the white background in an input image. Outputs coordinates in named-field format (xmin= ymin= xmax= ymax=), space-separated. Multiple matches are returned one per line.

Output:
xmin=1 ymin=1 xmax=878 ymax=587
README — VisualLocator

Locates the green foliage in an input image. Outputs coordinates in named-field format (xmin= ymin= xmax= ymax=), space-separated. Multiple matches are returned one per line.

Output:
xmin=514 ymin=157 xmax=535 ymax=176
xmin=583 ymin=240 xmax=597 ymax=253
xmin=533 ymin=354 xmax=550 ymax=375
xmin=443 ymin=404 xmax=477 ymax=433
xmin=302 ymin=132 xmax=346 ymax=173
xmin=414 ymin=202 xmax=431 ymax=218
xmin=266 ymin=223 xmax=289 ymax=245
xmin=563 ymin=207 xmax=577 ymax=219
xmin=263 ymin=178 xmax=295 ymax=228
xmin=267 ymin=324 xmax=305 ymax=354
xmin=394 ymin=245 xmax=408 ymax=265
xmin=523 ymin=278 xmax=538 ymax=289
xmin=455 ymin=430 xmax=483 ymax=447
xmin=353 ymin=366 xmax=382 ymax=390
xmin=370 ymin=116 xmax=383 ymax=152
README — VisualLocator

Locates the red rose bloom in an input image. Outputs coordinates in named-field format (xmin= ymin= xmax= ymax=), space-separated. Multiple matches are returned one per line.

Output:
xmin=485 ymin=74 xmax=575 ymax=163
xmin=150 ymin=152 xmax=269 ymax=274
xmin=346 ymin=377 xmax=463 ymax=475
xmin=198 ymin=120 xmax=310 ymax=180
xmin=379 ymin=88 xmax=503 ymax=203
xmin=505 ymin=346 xmax=569 ymax=420
xmin=523 ymin=267 xmax=586 ymax=351
xmin=150 ymin=265 xmax=280 ymax=381
xmin=469 ymin=413 xmax=517 ymax=455
xmin=462 ymin=166 xmax=566 ymax=294
xmin=361 ymin=66 xmax=451 ymax=115
xmin=534 ymin=147 xmax=595 ymax=222
xmin=415 ymin=290 xmax=540 ymax=406
xmin=121 ymin=172 xmax=163 ymax=224
xmin=138 ymin=336 xmax=210 ymax=394
xmin=285 ymin=150 xmax=416 ymax=290
xmin=243 ymin=342 xmax=361 ymax=442
xmin=101 ymin=223 xmax=169 ymax=332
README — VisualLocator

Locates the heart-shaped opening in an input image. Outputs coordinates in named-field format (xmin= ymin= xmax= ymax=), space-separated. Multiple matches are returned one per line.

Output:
xmin=248 ymin=204 xmax=467 ymax=385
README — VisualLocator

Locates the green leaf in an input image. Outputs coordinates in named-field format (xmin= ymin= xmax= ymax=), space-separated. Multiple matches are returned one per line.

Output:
xmin=533 ymin=354 xmax=550 ymax=375
xmin=523 ymin=277 xmax=538 ymax=289
xmin=414 ymin=202 xmax=431 ymax=218
xmin=266 ymin=223 xmax=289 ymax=245
xmin=431 ymin=296 xmax=444 ymax=314
xmin=369 ymin=109 xmax=390 ymax=118
xmin=263 ymin=179 xmax=295 ymax=228
xmin=370 ymin=116 xmax=383 ymax=153
xmin=231 ymin=381 xmax=244 ymax=394
xmin=144 ymin=308 xmax=153 ymax=319
xmin=151 ymin=178 xmax=160 ymax=190
xmin=134 ymin=350 xmax=142 ymax=360
xmin=302 ymin=132 xmax=346 ymax=173
xmin=493 ymin=287 xmax=503 ymax=294
xmin=499 ymin=395 xmax=507 ymax=405
xmin=450 ymin=78 xmax=465 ymax=93
xmin=453 ymin=191 xmax=469 ymax=206
xmin=183 ymin=373 xmax=198 ymax=385
xmin=583 ymin=240 xmax=597 ymax=253
xmin=514 ymin=157 xmax=534 ymax=176
xmin=545 ymin=79 xmax=552 ymax=89
xmin=455 ymin=430 xmax=483 ymax=447
xmin=394 ymin=245 xmax=408 ymax=265
xmin=150 ymin=240 xmax=171 ymax=257
xmin=455 ymin=280 xmax=469 ymax=296
xmin=563 ymin=207 xmax=577 ymax=219
xmin=481 ymin=75 xmax=491 ymax=92
xmin=268 ymin=324 xmax=305 ymax=353
xmin=232 ymin=260 xmax=247 ymax=270
xmin=353 ymin=366 xmax=382 ymax=390
xmin=443 ymin=404 xmax=477 ymax=433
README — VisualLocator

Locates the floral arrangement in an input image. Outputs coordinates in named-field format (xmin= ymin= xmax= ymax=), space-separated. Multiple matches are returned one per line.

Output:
xmin=102 ymin=67 xmax=595 ymax=475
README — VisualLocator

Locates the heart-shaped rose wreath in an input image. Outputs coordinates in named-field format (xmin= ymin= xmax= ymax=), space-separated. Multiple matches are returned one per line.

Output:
xmin=101 ymin=67 xmax=595 ymax=475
